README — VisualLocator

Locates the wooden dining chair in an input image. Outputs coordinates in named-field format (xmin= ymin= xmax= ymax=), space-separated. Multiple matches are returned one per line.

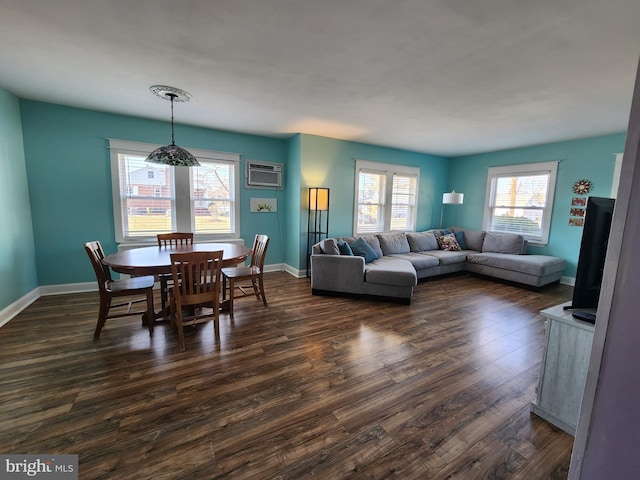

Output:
xmin=169 ymin=250 xmax=223 ymax=351
xmin=221 ymin=234 xmax=270 ymax=316
xmin=84 ymin=241 xmax=155 ymax=340
xmin=157 ymin=232 xmax=194 ymax=309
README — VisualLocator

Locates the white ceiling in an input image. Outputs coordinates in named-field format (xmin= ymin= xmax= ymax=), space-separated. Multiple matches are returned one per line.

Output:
xmin=1 ymin=0 xmax=639 ymax=156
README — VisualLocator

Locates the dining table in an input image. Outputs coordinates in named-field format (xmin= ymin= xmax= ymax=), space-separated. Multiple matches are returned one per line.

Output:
xmin=102 ymin=242 xmax=252 ymax=321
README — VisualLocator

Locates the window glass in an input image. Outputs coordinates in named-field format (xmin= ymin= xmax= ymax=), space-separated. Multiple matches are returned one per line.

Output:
xmin=391 ymin=174 xmax=417 ymax=231
xmin=354 ymin=160 xmax=419 ymax=235
xmin=109 ymin=139 xmax=240 ymax=243
xmin=191 ymin=161 xmax=235 ymax=234
xmin=484 ymin=162 xmax=558 ymax=244
xmin=357 ymin=170 xmax=385 ymax=234
xmin=118 ymin=154 xmax=174 ymax=237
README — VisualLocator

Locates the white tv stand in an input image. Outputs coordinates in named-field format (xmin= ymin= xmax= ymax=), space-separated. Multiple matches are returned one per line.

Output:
xmin=530 ymin=301 xmax=595 ymax=435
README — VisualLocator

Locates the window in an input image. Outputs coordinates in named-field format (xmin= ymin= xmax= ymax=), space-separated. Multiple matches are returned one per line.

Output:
xmin=109 ymin=139 xmax=240 ymax=243
xmin=484 ymin=161 xmax=558 ymax=245
xmin=354 ymin=159 xmax=419 ymax=234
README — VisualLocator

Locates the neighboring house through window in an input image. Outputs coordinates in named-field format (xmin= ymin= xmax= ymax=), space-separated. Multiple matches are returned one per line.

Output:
xmin=483 ymin=161 xmax=558 ymax=245
xmin=108 ymin=139 xmax=240 ymax=243
xmin=354 ymin=159 xmax=419 ymax=235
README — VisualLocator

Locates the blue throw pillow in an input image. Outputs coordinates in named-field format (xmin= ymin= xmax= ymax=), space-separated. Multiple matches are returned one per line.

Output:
xmin=337 ymin=240 xmax=354 ymax=256
xmin=454 ymin=231 xmax=468 ymax=250
xmin=350 ymin=237 xmax=379 ymax=263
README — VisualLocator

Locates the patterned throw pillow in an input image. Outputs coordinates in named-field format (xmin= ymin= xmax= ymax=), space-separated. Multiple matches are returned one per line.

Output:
xmin=436 ymin=233 xmax=461 ymax=251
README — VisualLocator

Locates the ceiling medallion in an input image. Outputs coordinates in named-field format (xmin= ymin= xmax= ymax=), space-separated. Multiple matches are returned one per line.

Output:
xmin=572 ymin=179 xmax=593 ymax=195
xmin=149 ymin=85 xmax=192 ymax=102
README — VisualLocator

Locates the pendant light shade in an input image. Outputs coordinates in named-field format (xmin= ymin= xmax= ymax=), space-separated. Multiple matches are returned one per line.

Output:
xmin=146 ymin=85 xmax=200 ymax=167
xmin=146 ymin=143 xmax=199 ymax=167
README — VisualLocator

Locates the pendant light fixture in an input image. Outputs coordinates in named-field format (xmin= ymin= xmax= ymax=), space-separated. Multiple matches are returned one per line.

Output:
xmin=146 ymin=85 xmax=200 ymax=167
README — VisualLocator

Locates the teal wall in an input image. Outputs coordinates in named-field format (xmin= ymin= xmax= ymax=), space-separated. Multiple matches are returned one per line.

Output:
xmin=284 ymin=134 xmax=302 ymax=270
xmin=295 ymin=134 xmax=449 ymax=269
xmin=447 ymin=133 xmax=626 ymax=276
xmin=5 ymin=94 xmax=629 ymax=302
xmin=20 ymin=100 xmax=288 ymax=286
xmin=0 ymin=88 xmax=38 ymax=310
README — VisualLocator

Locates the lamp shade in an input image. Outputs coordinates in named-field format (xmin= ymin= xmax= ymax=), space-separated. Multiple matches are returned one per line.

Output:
xmin=442 ymin=191 xmax=464 ymax=205
xmin=146 ymin=144 xmax=200 ymax=167
xmin=309 ymin=187 xmax=329 ymax=211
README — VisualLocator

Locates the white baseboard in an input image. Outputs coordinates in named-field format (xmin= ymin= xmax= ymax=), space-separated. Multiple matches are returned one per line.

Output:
xmin=282 ymin=264 xmax=307 ymax=278
xmin=0 ymin=288 xmax=40 ymax=328
xmin=39 ymin=282 xmax=98 ymax=296
xmin=561 ymin=276 xmax=576 ymax=286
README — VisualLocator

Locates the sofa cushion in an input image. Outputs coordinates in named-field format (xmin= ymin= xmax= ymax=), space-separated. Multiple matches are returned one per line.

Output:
xmin=337 ymin=240 xmax=354 ymax=256
xmin=482 ymin=232 xmax=525 ymax=254
xmin=452 ymin=228 xmax=486 ymax=251
xmin=406 ymin=232 xmax=439 ymax=252
xmin=365 ymin=257 xmax=417 ymax=286
xmin=436 ymin=233 xmax=461 ymax=251
xmin=422 ymin=249 xmax=469 ymax=265
xmin=350 ymin=237 xmax=379 ymax=263
xmin=466 ymin=253 xmax=566 ymax=276
xmin=378 ymin=233 xmax=411 ymax=255
xmin=388 ymin=252 xmax=440 ymax=270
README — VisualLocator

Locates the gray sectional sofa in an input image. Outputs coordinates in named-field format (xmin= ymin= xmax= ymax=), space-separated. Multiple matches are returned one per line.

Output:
xmin=310 ymin=228 xmax=567 ymax=304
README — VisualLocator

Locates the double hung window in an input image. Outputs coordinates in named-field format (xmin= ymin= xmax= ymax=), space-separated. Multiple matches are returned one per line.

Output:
xmin=354 ymin=159 xmax=419 ymax=235
xmin=108 ymin=139 xmax=240 ymax=243
xmin=484 ymin=161 xmax=558 ymax=245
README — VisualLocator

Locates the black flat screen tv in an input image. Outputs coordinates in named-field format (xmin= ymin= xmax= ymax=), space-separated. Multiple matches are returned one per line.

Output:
xmin=567 ymin=196 xmax=615 ymax=322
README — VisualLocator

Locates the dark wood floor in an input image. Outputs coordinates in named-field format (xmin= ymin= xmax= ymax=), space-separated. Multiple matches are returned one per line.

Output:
xmin=0 ymin=272 xmax=575 ymax=479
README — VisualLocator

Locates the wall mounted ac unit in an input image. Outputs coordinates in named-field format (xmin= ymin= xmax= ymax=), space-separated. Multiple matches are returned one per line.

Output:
xmin=246 ymin=161 xmax=283 ymax=189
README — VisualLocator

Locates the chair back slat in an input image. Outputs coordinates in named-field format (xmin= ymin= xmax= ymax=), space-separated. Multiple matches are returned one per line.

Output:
xmin=250 ymin=234 xmax=270 ymax=269
xmin=170 ymin=251 xmax=223 ymax=308
xmin=84 ymin=241 xmax=113 ymax=290
xmin=157 ymin=232 xmax=194 ymax=247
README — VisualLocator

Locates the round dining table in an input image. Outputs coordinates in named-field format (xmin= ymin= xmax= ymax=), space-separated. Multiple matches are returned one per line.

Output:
xmin=102 ymin=242 xmax=252 ymax=320
xmin=102 ymin=242 xmax=252 ymax=277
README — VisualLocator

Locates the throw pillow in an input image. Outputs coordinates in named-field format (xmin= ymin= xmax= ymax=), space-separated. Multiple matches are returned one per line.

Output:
xmin=350 ymin=237 xmax=379 ymax=263
xmin=337 ymin=240 xmax=354 ymax=256
xmin=453 ymin=231 xmax=468 ymax=250
xmin=322 ymin=238 xmax=340 ymax=255
xmin=360 ymin=235 xmax=384 ymax=258
xmin=436 ymin=233 xmax=462 ymax=251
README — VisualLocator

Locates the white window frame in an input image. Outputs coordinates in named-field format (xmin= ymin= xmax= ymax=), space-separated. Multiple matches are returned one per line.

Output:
xmin=483 ymin=161 xmax=558 ymax=245
xmin=353 ymin=159 xmax=420 ymax=235
xmin=108 ymin=139 xmax=240 ymax=243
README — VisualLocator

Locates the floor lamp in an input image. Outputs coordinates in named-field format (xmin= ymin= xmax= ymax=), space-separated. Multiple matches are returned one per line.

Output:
xmin=307 ymin=187 xmax=330 ymax=277
xmin=440 ymin=190 xmax=464 ymax=228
